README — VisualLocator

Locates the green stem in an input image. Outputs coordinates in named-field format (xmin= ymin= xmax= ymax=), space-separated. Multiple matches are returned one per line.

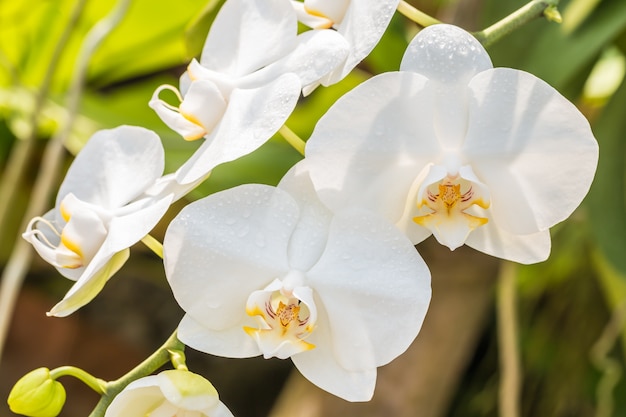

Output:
xmin=396 ymin=1 xmax=441 ymax=27
xmin=590 ymin=302 xmax=626 ymax=417
xmin=473 ymin=0 xmax=562 ymax=48
xmin=141 ymin=234 xmax=164 ymax=259
xmin=50 ymin=366 xmax=107 ymax=394
xmin=88 ymin=330 xmax=184 ymax=417
xmin=278 ymin=124 xmax=306 ymax=156
xmin=497 ymin=261 xmax=521 ymax=417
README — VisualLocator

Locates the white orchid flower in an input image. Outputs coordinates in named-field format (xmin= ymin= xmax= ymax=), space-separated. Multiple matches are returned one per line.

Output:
xmin=104 ymin=370 xmax=234 ymax=417
xmin=164 ymin=165 xmax=431 ymax=401
xmin=303 ymin=24 xmax=599 ymax=264
xmin=291 ymin=0 xmax=401 ymax=88
xmin=23 ymin=126 xmax=173 ymax=316
xmin=149 ymin=0 xmax=349 ymax=187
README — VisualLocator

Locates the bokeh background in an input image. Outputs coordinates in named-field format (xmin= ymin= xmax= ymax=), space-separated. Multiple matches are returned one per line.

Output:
xmin=1 ymin=0 xmax=625 ymax=416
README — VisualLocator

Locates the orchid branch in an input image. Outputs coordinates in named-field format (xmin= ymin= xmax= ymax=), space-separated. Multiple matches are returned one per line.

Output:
xmin=497 ymin=261 xmax=522 ymax=417
xmin=396 ymin=1 xmax=441 ymax=27
xmin=88 ymin=330 xmax=185 ymax=417
xmin=141 ymin=234 xmax=164 ymax=259
xmin=49 ymin=367 xmax=108 ymax=395
xmin=473 ymin=0 xmax=562 ymax=48
xmin=279 ymin=124 xmax=306 ymax=156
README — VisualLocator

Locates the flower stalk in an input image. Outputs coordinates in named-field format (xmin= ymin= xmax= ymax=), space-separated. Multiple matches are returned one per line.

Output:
xmin=141 ymin=234 xmax=164 ymax=259
xmin=396 ymin=1 xmax=441 ymax=27
xmin=497 ymin=261 xmax=522 ymax=417
xmin=88 ymin=330 xmax=184 ymax=417
xmin=49 ymin=367 xmax=107 ymax=395
xmin=279 ymin=124 xmax=306 ymax=156
xmin=473 ymin=0 xmax=562 ymax=48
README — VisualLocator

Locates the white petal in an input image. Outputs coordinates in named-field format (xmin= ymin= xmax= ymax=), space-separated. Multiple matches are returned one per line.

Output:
xmin=307 ymin=209 xmax=431 ymax=370
xmin=326 ymin=0 xmax=401 ymax=84
xmin=157 ymin=371 xmax=219 ymax=412
xmin=278 ymin=163 xmax=333 ymax=272
xmin=291 ymin=1 xmax=333 ymax=28
xmin=211 ymin=402 xmax=236 ymax=417
xmin=305 ymin=71 xmax=439 ymax=224
xmin=463 ymin=68 xmax=599 ymax=234
xmin=57 ymin=126 xmax=165 ymax=209
xmin=465 ymin=213 xmax=552 ymax=264
xmin=142 ymin=172 xmax=208 ymax=203
xmin=104 ymin=383 xmax=164 ymax=417
xmin=401 ymin=24 xmax=492 ymax=85
xmin=175 ymin=73 xmax=301 ymax=185
xmin=291 ymin=299 xmax=377 ymax=402
xmin=47 ymin=195 xmax=172 ymax=316
xmin=178 ymin=314 xmax=261 ymax=358
xmin=164 ymin=185 xmax=297 ymax=330
xmin=249 ymin=29 xmax=350 ymax=90
xmin=401 ymin=26 xmax=491 ymax=149
xmin=47 ymin=249 xmax=129 ymax=317
xmin=304 ymin=0 xmax=350 ymax=24
xmin=201 ymin=0 xmax=297 ymax=76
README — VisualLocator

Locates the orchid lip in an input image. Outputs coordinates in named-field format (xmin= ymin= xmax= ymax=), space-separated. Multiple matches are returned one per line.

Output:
xmin=243 ymin=276 xmax=317 ymax=359
xmin=413 ymin=165 xmax=491 ymax=250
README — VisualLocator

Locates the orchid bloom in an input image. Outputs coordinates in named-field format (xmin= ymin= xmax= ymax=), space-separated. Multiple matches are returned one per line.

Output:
xmin=164 ymin=165 xmax=431 ymax=401
xmin=23 ymin=126 xmax=173 ymax=316
xmin=291 ymin=0 xmax=401 ymax=88
xmin=104 ymin=370 xmax=234 ymax=417
xmin=303 ymin=24 xmax=599 ymax=264
xmin=149 ymin=0 xmax=349 ymax=186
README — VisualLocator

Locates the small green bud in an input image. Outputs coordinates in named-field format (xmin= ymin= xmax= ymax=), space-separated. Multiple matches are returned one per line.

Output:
xmin=543 ymin=6 xmax=563 ymax=24
xmin=7 ymin=368 xmax=66 ymax=417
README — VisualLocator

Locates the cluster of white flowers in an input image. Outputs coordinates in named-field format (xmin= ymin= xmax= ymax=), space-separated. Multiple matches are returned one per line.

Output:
xmin=20 ymin=0 xmax=598 ymax=414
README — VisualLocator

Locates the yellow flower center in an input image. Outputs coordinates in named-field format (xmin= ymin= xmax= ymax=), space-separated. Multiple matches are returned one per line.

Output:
xmin=243 ymin=280 xmax=316 ymax=359
xmin=413 ymin=175 xmax=490 ymax=250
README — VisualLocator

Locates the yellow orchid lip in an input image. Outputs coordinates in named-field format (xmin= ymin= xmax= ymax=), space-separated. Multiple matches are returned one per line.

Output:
xmin=244 ymin=281 xmax=317 ymax=359
xmin=413 ymin=174 xmax=491 ymax=250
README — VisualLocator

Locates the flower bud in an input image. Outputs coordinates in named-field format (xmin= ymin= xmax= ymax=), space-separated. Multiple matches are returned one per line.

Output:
xmin=7 ymin=368 xmax=66 ymax=417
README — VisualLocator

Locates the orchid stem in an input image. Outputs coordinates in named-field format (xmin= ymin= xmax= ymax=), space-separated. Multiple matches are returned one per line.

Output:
xmin=397 ymin=1 xmax=441 ymax=27
xmin=497 ymin=261 xmax=521 ymax=417
xmin=473 ymin=0 xmax=562 ymax=48
xmin=88 ymin=330 xmax=184 ymax=417
xmin=279 ymin=124 xmax=306 ymax=156
xmin=590 ymin=302 xmax=626 ymax=417
xmin=50 ymin=366 xmax=108 ymax=395
xmin=141 ymin=234 xmax=164 ymax=259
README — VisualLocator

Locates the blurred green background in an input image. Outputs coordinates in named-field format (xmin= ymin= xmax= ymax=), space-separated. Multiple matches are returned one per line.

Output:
xmin=1 ymin=0 xmax=625 ymax=416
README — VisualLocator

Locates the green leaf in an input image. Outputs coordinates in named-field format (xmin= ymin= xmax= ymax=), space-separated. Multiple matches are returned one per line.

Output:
xmin=593 ymin=250 xmax=626 ymax=360
xmin=586 ymin=76 xmax=626 ymax=277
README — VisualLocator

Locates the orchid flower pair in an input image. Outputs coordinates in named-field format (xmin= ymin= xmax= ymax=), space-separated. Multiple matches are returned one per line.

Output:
xmin=158 ymin=24 xmax=597 ymax=403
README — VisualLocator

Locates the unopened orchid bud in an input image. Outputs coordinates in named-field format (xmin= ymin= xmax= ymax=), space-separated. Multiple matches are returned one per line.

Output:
xmin=8 ymin=368 xmax=66 ymax=417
